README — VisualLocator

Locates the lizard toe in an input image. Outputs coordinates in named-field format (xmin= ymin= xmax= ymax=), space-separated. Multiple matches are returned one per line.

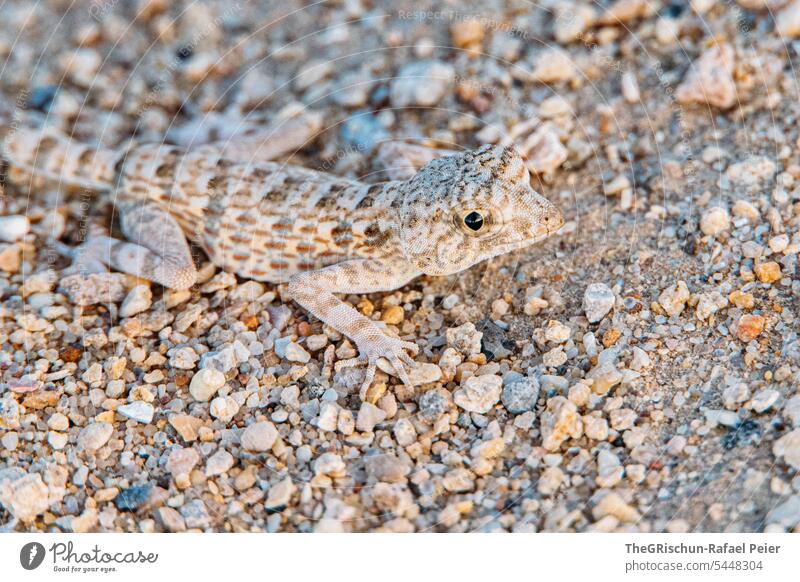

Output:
xmin=398 ymin=339 xmax=420 ymax=355
xmin=387 ymin=355 xmax=413 ymax=388
xmin=343 ymin=333 xmax=421 ymax=394
xmin=397 ymin=350 xmax=416 ymax=368
xmin=359 ymin=363 xmax=378 ymax=401
xmin=335 ymin=354 xmax=367 ymax=372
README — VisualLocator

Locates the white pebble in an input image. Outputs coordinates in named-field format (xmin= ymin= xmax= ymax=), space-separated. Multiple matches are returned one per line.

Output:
xmin=116 ymin=401 xmax=155 ymax=424
xmin=313 ymin=452 xmax=346 ymax=477
xmin=170 ymin=347 xmax=199 ymax=370
xmin=77 ymin=422 xmax=113 ymax=452
xmin=284 ymin=342 xmax=310 ymax=363
xmin=48 ymin=431 xmax=68 ymax=449
xmin=658 ymin=281 xmax=690 ymax=316
xmin=703 ymin=408 xmax=740 ymax=428
xmin=751 ymin=389 xmax=780 ymax=413
xmin=544 ymin=320 xmax=571 ymax=343
xmin=453 ymin=374 xmax=502 ymax=414
xmin=0 ymin=472 xmax=49 ymax=522
xmin=119 ymin=285 xmax=153 ymax=318
xmin=583 ymin=283 xmax=615 ymax=323
xmin=0 ymin=215 xmax=30 ymax=242
xmin=209 ymin=396 xmax=240 ymax=422
xmin=773 ymin=429 xmax=800 ymax=471
xmin=390 ymin=60 xmax=455 ymax=107
xmin=393 ymin=418 xmax=417 ymax=446
xmin=240 ymin=421 xmax=278 ymax=452
xmin=699 ymin=207 xmax=730 ymax=236
xmin=205 ymin=449 xmax=234 ymax=476
xmin=189 ymin=368 xmax=225 ymax=402
xmin=621 ymin=71 xmax=640 ymax=103
xmin=316 ymin=402 xmax=339 ymax=432
xmin=47 ymin=412 xmax=69 ymax=431
xmin=356 ymin=402 xmax=387 ymax=433
xmin=769 ymin=234 xmax=789 ymax=254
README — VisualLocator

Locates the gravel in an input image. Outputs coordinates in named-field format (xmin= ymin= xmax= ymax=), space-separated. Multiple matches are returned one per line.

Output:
xmin=2 ymin=0 xmax=800 ymax=534
xmin=389 ymin=60 xmax=455 ymax=107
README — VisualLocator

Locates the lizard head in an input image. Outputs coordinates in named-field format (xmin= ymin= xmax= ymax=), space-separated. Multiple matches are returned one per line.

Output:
xmin=396 ymin=144 xmax=564 ymax=276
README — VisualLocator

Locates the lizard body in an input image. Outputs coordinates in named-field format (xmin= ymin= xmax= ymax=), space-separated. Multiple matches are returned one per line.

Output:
xmin=2 ymin=124 xmax=564 ymax=391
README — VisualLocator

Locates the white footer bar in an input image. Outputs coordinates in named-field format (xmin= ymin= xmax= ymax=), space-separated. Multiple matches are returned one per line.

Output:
xmin=3 ymin=533 xmax=798 ymax=581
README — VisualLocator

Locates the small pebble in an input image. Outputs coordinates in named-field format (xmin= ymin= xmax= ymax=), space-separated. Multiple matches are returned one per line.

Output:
xmin=658 ymin=281 xmax=690 ymax=316
xmin=453 ymin=374 xmax=502 ymax=414
xmin=314 ymin=452 xmax=346 ymax=477
xmin=115 ymin=484 xmax=152 ymax=511
xmin=77 ymin=422 xmax=113 ymax=452
xmin=502 ymin=377 xmax=540 ymax=414
xmin=316 ymin=402 xmax=339 ymax=432
xmin=116 ymin=401 xmax=155 ymax=424
xmin=676 ymin=43 xmax=736 ymax=109
xmin=774 ymin=430 xmax=800 ymax=471
xmin=532 ymin=48 xmax=576 ymax=83
xmin=205 ymin=449 xmax=235 ymax=476
xmin=754 ymin=262 xmax=781 ymax=284
xmin=240 ymin=421 xmax=278 ymax=452
xmin=751 ymin=390 xmax=779 ymax=413
xmin=736 ymin=314 xmax=765 ymax=342
xmin=166 ymin=447 xmax=200 ymax=481
xmin=583 ymin=283 xmax=615 ymax=323
xmin=265 ymin=477 xmax=296 ymax=509
xmin=284 ymin=342 xmax=311 ymax=363
xmin=60 ymin=273 xmax=127 ymax=306
xmin=189 ymin=368 xmax=226 ymax=402
xmin=356 ymin=402 xmax=387 ymax=432
xmin=393 ymin=418 xmax=417 ymax=446
xmin=209 ymin=396 xmax=239 ymax=422
xmin=0 ymin=472 xmax=50 ymax=522
xmin=390 ymin=60 xmax=455 ymax=107
xmin=700 ymin=207 xmax=730 ymax=236
xmin=119 ymin=285 xmax=152 ymax=317
xmin=0 ymin=215 xmax=31 ymax=242
xmin=540 ymin=397 xmax=581 ymax=451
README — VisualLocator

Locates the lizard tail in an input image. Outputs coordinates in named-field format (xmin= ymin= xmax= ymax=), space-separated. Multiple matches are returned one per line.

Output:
xmin=1 ymin=126 xmax=123 ymax=191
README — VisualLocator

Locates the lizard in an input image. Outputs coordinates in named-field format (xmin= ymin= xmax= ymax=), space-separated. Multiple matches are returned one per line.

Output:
xmin=1 ymin=123 xmax=565 ymax=394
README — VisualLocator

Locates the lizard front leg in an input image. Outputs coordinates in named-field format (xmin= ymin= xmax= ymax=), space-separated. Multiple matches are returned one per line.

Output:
xmin=288 ymin=259 xmax=421 ymax=394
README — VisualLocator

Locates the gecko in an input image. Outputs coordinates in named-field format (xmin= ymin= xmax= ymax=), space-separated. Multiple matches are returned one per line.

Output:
xmin=1 ymin=122 xmax=564 ymax=393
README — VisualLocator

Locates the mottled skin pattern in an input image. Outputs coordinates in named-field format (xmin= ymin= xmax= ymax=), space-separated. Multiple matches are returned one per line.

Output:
xmin=2 ymin=127 xmax=564 ymax=393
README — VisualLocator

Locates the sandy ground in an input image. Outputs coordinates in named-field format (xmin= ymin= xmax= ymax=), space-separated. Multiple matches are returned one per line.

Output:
xmin=1 ymin=0 xmax=799 ymax=532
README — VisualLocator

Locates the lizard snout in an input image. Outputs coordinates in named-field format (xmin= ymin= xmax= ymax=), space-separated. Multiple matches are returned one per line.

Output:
xmin=541 ymin=202 xmax=565 ymax=235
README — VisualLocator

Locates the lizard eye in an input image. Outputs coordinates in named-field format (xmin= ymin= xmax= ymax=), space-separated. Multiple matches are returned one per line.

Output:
xmin=454 ymin=208 xmax=497 ymax=236
xmin=463 ymin=211 xmax=484 ymax=232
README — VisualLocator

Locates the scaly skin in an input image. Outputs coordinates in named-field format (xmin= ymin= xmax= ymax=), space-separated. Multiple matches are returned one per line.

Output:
xmin=1 ymin=124 xmax=564 ymax=393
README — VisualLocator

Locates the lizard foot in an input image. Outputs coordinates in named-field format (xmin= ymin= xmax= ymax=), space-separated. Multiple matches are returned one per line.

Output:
xmin=335 ymin=332 xmax=419 ymax=396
